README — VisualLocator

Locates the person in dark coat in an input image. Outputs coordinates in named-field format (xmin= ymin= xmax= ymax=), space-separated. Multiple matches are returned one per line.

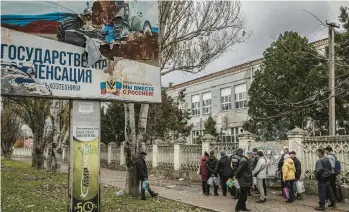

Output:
xmin=200 ymin=151 xmax=210 ymax=195
xmin=136 ymin=152 xmax=158 ymax=200
xmin=278 ymin=146 xmax=289 ymax=196
xmin=206 ymin=151 xmax=219 ymax=196
xmin=230 ymin=151 xmax=242 ymax=199
xmin=314 ymin=149 xmax=336 ymax=211
xmin=251 ymin=148 xmax=258 ymax=191
xmin=289 ymin=151 xmax=302 ymax=199
xmin=235 ymin=148 xmax=252 ymax=212
xmin=218 ymin=151 xmax=234 ymax=196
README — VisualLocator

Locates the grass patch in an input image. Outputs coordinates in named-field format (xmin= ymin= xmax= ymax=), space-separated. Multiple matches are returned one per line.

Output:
xmin=1 ymin=160 xmax=208 ymax=212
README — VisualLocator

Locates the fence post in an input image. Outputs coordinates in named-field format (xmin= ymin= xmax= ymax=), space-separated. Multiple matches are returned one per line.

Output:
xmin=108 ymin=142 xmax=117 ymax=164
xmin=287 ymin=127 xmax=307 ymax=179
xmin=120 ymin=142 xmax=125 ymax=165
xmin=238 ymin=131 xmax=257 ymax=154
xmin=153 ymin=139 xmax=162 ymax=168
xmin=201 ymin=134 xmax=216 ymax=155
xmin=174 ymin=137 xmax=186 ymax=171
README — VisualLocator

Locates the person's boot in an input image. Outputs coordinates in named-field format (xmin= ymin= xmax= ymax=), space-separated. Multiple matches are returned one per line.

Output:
xmin=328 ymin=200 xmax=337 ymax=208
xmin=149 ymin=190 xmax=158 ymax=198
xmin=314 ymin=203 xmax=326 ymax=211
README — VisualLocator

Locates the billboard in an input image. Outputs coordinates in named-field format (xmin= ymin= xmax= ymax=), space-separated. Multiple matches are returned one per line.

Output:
xmin=1 ymin=1 xmax=160 ymax=103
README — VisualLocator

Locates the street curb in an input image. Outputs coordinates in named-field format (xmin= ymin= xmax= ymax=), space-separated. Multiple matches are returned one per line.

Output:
xmin=158 ymin=196 xmax=222 ymax=212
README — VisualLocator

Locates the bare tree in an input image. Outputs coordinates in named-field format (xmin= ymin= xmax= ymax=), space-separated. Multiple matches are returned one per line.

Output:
xmin=46 ymin=100 xmax=69 ymax=172
xmin=1 ymin=98 xmax=22 ymax=160
xmin=160 ymin=1 xmax=250 ymax=75
xmin=10 ymin=98 xmax=53 ymax=169
xmin=122 ymin=0 xmax=250 ymax=196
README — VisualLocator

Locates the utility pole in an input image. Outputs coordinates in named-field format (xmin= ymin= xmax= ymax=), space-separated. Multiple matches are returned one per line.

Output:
xmin=326 ymin=21 xmax=339 ymax=135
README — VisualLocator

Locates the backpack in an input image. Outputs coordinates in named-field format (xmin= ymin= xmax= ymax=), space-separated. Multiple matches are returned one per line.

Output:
xmin=334 ymin=159 xmax=341 ymax=173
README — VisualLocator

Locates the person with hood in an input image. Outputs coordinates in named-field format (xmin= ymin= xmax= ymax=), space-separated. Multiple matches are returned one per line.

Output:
xmin=136 ymin=151 xmax=158 ymax=200
xmin=235 ymin=148 xmax=252 ymax=212
xmin=278 ymin=146 xmax=289 ymax=196
xmin=230 ymin=150 xmax=242 ymax=199
xmin=314 ymin=148 xmax=336 ymax=211
xmin=218 ymin=151 xmax=234 ymax=196
xmin=324 ymin=146 xmax=338 ymax=201
xmin=206 ymin=151 xmax=219 ymax=196
xmin=252 ymin=150 xmax=267 ymax=203
xmin=200 ymin=151 xmax=210 ymax=195
xmin=289 ymin=151 xmax=302 ymax=199
xmin=282 ymin=154 xmax=295 ymax=203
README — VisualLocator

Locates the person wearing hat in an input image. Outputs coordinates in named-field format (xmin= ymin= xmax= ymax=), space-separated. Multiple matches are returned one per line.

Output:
xmin=235 ymin=148 xmax=252 ymax=212
xmin=200 ymin=151 xmax=210 ymax=195
xmin=136 ymin=151 xmax=158 ymax=200
xmin=289 ymin=151 xmax=302 ymax=199
xmin=218 ymin=151 xmax=234 ymax=196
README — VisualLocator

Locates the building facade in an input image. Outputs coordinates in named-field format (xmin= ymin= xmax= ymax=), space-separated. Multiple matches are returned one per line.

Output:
xmin=166 ymin=38 xmax=328 ymax=144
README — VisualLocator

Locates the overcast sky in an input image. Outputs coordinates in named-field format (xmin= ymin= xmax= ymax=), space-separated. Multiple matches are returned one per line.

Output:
xmin=161 ymin=1 xmax=349 ymax=87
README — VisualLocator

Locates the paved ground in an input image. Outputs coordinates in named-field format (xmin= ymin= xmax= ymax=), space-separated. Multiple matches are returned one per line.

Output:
xmin=13 ymin=158 xmax=349 ymax=212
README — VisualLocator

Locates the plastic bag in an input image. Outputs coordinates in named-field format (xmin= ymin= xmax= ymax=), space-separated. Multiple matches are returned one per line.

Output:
xmin=283 ymin=187 xmax=290 ymax=199
xmin=252 ymin=177 xmax=257 ymax=186
xmin=142 ymin=180 xmax=150 ymax=191
xmin=234 ymin=178 xmax=240 ymax=189
xmin=295 ymin=180 xmax=305 ymax=194
xmin=207 ymin=177 xmax=214 ymax=186
xmin=226 ymin=178 xmax=234 ymax=188
xmin=213 ymin=176 xmax=220 ymax=188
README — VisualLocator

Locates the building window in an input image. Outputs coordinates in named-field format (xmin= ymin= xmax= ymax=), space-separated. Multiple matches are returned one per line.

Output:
xmin=220 ymin=127 xmax=239 ymax=142
xmin=202 ymin=92 xmax=211 ymax=114
xmin=235 ymin=84 xmax=248 ymax=109
xmin=192 ymin=130 xmax=204 ymax=144
xmin=221 ymin=88 xmax=232 ymax=111
xmin=191 ymin=95 xmax=200 ymax=116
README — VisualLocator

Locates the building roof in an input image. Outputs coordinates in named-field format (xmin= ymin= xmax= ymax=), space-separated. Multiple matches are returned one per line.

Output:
xmin=166 ymin=38 xmax=329 ymax=91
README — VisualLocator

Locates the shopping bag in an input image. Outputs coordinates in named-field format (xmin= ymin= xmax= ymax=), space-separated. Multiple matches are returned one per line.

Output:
xmin=283 ymin=187 xmax=290 ymax=199
xmin=142 ymin=180 xmax=150 ymax=191
xmin=226 ymin=178 xmax=234 ymax=188
xmin=213 ymin=176 xmax=220 ymax=188
xmin=207 ymin=177 xmax=214 ymax=186
xmin=252 ymin=177 xmax=257 ymax=186
xmin=295 ymin=180 xmax=305 ymax=194
xmin=234 ymin=178 xmax=240 ymax=189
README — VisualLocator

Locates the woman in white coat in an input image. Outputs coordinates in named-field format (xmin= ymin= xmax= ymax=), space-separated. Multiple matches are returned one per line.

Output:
xmin=252 ymin=150 xmax=267 ymax=203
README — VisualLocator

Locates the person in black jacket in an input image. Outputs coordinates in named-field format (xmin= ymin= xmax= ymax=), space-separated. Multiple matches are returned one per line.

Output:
xmin=136 ymin=152 xmax=158 ymax=200
xmin=314 ymin=149 xmax=336 ymax=211
xmin=289 ymin=151 xmax=302 ymax=199
xmin=206 ymin=151 xmax=219 ymax=196
xmin=218 ymin=151 xmax=234 ymax=196
xmin=235 ymin=148 xmax=252 ymax=212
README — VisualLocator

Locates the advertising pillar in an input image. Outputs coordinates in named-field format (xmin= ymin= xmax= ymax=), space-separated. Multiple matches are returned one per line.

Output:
xmin=69 ymin=100 xmax=100 ymax=212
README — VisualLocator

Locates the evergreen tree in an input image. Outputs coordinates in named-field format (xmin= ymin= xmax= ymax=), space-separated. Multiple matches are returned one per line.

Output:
xmin=204 ymin=116 xmax=218 ymax=137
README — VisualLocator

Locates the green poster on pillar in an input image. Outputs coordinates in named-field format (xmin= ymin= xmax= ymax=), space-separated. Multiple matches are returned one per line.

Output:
xmin=72 ymin=126 xmax=100 ymax=212
xmin=70 ymin=100 xmax=101 ymax=212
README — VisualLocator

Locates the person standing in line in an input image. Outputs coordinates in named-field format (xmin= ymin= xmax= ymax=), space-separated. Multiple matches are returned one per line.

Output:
xmin=278 ymin=146 xmax=289 ymax=196
xmin=314 ymin=149 xmax=336 ymax=211
xmin=206 ymin=151 xmax=219 ymax=196
xmin=235 ymin=148 xmax=252 ymax=212
xmin=200 ymin=151 xmax=210 ymax=195
xmin=289 ymin=151 xmax=302 ymax=199
xmin=252 ymin=150 xmax=267 ymax=203
xmin=218 ymin=151 xmax=234 ymax=196
xmin=231 ymin=151 xmax=242 ymax=199
xmin=324 ymin=146 xmax=338 ymax=201
xmin=136 ymin=152 xmax=158 ymax=200
xmin=282 ymin=154 xmax=296 ymax=203
xmin=251 ymin=148 xmax=258 ymax=192
xmin=247 ymin=151 xmax=253 ymax=196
